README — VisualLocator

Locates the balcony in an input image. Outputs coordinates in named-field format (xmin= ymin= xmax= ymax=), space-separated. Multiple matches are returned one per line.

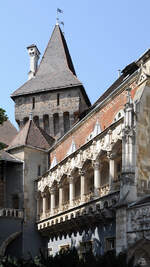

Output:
xmin=0 ymin=208 xmax=23 ymax=219
xmin=37 ymin=191 xmax=119 ymax=239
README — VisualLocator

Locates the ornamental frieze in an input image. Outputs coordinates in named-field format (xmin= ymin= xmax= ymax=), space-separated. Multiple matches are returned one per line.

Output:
xmin=128 ymin=206 xmax=150 ymax=232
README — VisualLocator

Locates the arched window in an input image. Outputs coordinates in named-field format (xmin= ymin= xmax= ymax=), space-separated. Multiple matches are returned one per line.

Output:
xmin=63 ymin=112 xmax=70 ymax=133
xmin=43 ymin=114 xmax=49 ymax=133
xmin=53 ymin=113 xmax=59 ymax=136
xmin=23 ymin=117 xmax=29 ymax=125
xmin=33 ymin=116 xmax=39 ymax=127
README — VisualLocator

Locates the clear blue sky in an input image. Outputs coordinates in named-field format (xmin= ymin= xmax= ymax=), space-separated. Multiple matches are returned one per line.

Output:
xmin=1 ymin=0 xmax=150 ymax=128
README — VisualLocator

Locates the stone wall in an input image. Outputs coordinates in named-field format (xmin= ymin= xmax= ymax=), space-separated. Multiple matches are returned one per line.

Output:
xmin=5 ymin=162 xmax=23 ymax=209
xmin=14 ymin=86 xmax=89 ymax=138
xmin=22 ymin=147 xmax=48 ymax=257
xmin=136 ymin=81 xmax=150 ymax=194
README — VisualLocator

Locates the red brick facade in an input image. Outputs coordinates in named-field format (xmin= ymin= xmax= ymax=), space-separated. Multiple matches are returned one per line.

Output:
xmin=50 ymin=81 xmax=139 ymax=165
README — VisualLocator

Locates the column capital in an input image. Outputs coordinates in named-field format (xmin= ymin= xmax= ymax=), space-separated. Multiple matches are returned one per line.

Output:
xmin=92 ymin=160 xmax=102 ymax=170
xmin=107 ymin=151 xmax=117 ymax=160
xmin=49 ymin=186 xmax=56 ymax=194
xmin=67 ymin=175 xmax=74 ymax=184
xmin=58 ymin=182 xmax=63 ymax=189
xmin=78 ymin=169 xmax=85 ymax=176
xmin=41 ymin=191 xmax=47 ymax=198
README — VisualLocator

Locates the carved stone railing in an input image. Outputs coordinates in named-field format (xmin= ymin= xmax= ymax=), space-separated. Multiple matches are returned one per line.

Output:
xmin=100 ymin=184 xmax=110 ymax=197
xmin=85 ymin=191 xmax=95 ymax=202
xmin=38 ymin=188 xmax=110 ymax=221
xmin=73 ymin=196 xmax=81 ymax=206
xmin=0 ymin=208 xmax=23 ymax=219
xmin=37 ymin=191 xmax=119 ymax=236
xmin=62 ymin=201 xmax=69 ymax=211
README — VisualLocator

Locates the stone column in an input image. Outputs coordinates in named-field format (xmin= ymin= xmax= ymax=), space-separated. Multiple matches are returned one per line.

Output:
xmin=79 ymin=170 xmax=86 ymax=203
xmin=107 ymin=152 xmax=116 ymax=191
xmin=41 ymin=192 xmax=47 ymax=216
xmin=68 ymin=176 xmax=75 ymax=207
xmin=93 ymin=160 xmax=101 ymax=197
xmin=58 ymin=183 xmax=64 ymax=211
xmin=50 ymin=187 xmax=56 ymax=214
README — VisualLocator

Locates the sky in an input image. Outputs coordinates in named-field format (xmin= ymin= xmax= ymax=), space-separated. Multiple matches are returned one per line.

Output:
xmin=1 ymin=0 xmax=150 ymax=128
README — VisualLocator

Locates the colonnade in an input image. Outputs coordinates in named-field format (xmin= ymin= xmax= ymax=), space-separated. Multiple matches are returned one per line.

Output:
xmin=37 ymin=153 xmax=121 ymax=219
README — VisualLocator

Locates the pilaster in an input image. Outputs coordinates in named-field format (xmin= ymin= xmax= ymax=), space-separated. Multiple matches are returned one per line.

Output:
xmin=120 ymin=88 xmax=137 ymax=202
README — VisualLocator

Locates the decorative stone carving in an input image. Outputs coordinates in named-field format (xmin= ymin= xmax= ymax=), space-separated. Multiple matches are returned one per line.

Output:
xmin=41 ymin=192 xmax=47 ymax=198
xmin=78 ymin=169 xmax=85 ymax=176
xmin=129 ymin=206 xmax=150 ymax=232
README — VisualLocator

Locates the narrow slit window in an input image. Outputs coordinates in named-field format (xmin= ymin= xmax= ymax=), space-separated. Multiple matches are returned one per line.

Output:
xmin=32 ymin=97 xmax=35 ymax=109
xmin=57 ymin=93 xmax=60 ymax=106
xmin=38 ymin=165 xmax=41 ymax=176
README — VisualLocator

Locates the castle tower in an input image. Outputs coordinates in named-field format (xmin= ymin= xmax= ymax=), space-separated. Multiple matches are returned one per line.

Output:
xmin=11 ymin=24 xmax=91 ymax=139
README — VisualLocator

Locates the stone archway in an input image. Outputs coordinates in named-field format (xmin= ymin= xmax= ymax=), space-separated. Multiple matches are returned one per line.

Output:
xmin=128 ymin=239 xmax=150 ymax=266
xmin=0 ymin=231 xmax=22 ymax=256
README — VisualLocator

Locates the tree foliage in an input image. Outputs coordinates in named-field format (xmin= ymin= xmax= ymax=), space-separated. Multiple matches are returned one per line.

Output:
xmin=0 ymin=108 xmax=7 ymax=125
xmin=0 ymin=249 xmax=140 ymax=267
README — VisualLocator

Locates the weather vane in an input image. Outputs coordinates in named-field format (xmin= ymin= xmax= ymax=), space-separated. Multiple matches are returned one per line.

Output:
xmin=56 ymin=8 xmax=64 ymax=34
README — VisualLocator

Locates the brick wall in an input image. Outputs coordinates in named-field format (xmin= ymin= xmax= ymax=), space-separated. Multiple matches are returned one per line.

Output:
xmin=50 ymin=82 xmax=139 ymax=165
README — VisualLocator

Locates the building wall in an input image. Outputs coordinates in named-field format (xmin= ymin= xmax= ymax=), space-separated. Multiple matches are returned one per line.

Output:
xmin=0 ymin=217 xmax=22 ymax=257
xmin=5 ymin=162 xmax=23 ymax=209
xmin=136 ymin=81 xmax=150 ymax=193
xmin=14 ymin=87 xmax=89 ymax=138
xmin=48 ymin=222 xmax=116 ymax=256
xmin=50 ymin=80 xmax=138 ymax=165
xmin=22 ymin=147 xmax=48 ymax=257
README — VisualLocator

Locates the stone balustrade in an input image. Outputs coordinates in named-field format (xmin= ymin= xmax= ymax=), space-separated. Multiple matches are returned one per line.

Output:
xmin=37 ymin=191 xmax=119 ymax=236
xmin=0 ymin=208 xmax=23 ymax=219
xmin=100 ymin=184 xmax=110 ymax=197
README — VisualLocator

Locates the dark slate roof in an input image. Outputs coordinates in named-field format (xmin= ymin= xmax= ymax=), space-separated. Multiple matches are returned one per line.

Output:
xmin=0 ymin=120 xmax=18 ymax=146
xmin=7 ymin=119 xmax=55 ymax=151
xmin=0 ymin=150 xmax=22 ymax=163
xmin=93 ymin=62 xmax=139 ymax=108
xmin=11 ymin=25 xmax=83 ymax=98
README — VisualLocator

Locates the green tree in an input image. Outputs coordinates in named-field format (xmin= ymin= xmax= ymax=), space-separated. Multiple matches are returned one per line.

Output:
xmin=0 ymin=108 xmax=7 ymax=150
xmin=0 ymin=108 xmax=7 ymax=125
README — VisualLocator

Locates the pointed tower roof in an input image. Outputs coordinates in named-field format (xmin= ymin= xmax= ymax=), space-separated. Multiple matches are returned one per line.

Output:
xmin=11 ymin=25 xmax=85 ymax=98
xmin=7 ymin=119 xmax=55 ymax=151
